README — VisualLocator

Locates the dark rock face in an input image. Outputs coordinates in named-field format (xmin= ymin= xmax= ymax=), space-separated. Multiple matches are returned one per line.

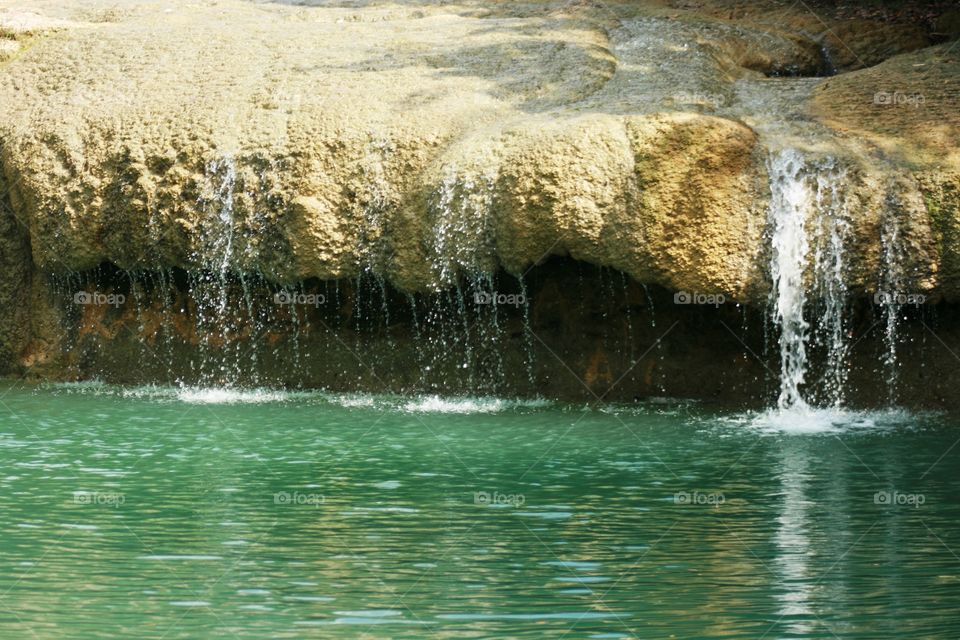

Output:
xmin=18 ymin=259 xmax=959 ymax=409
xmin=0 ymin=197 xmax=31 ymax=375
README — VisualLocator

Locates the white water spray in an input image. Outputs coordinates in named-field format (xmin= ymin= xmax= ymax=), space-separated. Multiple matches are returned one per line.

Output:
xmin=879 ymin=192 xmax=907 ymax=404
xmin=812 ymin=163 xmax=850 ymax=407
xmin=767 ymin=149 xmax=852 ymax=411
xmin=767 ymin=149 xmax=812 ymax=410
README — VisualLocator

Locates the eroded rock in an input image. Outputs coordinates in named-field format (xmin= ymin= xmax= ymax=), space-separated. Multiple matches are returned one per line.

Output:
xmin=0 ymin=0 xmax=956 ymax=387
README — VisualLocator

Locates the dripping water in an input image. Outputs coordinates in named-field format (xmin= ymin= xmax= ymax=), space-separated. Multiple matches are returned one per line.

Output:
xmin=879 ymin=193 xmax=907 ymax=404
xmin=450 ymin=280 xmax=474 ymax=388
xmin=238 ymin=272 xmax=260 ymax=387
xmin=811 ymin=162 xmax=850 ymax=407
xmin=406 ymin=293 xmax=421 ymax=341
xmin=620 ymin=272 xmax=636 ymax=364
xmin=516 ymin=274 xmax=536 ymax=388
xmin=639 ymin=282 xmax=666 ymax=394
xmin=289 ymin=292 xmax=303 ymax=386
xmin=157 ymin=267 xmax=176 ymax=381
xmin=125 ymin=271 xmax=152 ymax=378
xmin=375 ymin=274 xmax=395 ymax=353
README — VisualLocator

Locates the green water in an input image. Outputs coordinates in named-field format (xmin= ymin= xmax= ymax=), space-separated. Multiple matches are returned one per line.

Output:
xmin=1 ymin=383 xmax=959 ymax=639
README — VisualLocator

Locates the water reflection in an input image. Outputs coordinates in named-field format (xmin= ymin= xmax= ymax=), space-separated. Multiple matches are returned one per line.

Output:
xmin=0 ymin=385 xmax=958 ymax=638
xmin=774 ymin=438 xmax=816 ymax=636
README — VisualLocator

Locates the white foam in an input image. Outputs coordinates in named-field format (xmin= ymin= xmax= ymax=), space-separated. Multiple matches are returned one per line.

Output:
xmin=403 ymin=395 xmax=504 ymax=413
xmin=175 ymin=387 xmax=289 ymax=404
xmin=48 ymin=379 xmax=109 ymax=391
xmin=48 ymin=382 xmax=305 ymax=405
xmin=736 ymin=406 xmax=921 ymax=436
xmin=329 ymin=393 xmax=378 ymax=408
xmin=402 ymin=395 xmax=550 ymax=414
xmin=44 ymin=382 xmax=557 ymax=414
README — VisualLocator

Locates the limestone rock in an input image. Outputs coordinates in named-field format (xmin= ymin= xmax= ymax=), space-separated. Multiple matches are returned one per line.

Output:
xmin=0 ymin=0 xmax=956 ymax=314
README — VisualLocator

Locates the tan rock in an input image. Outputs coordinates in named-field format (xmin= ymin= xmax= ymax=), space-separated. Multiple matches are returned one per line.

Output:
xmin=0 ymin=0 xmax=956 ymax=313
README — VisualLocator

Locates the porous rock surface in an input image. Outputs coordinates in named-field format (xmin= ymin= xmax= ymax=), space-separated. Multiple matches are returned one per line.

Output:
xmin=0 ymin=0 xmax=957 ymax=372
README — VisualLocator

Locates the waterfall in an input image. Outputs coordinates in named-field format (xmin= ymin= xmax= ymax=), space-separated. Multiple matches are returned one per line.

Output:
xmin=213 ymin=158 xmax=237 ymax=285
xmin=426 ymin=168 xmax=535 ymax=394
xmin=192 ymin=156 xmax=243 ymax=386
xmin=430 ymin=169 xmax=497 ymax=285
xmin=766 ymin=149 xmax=850 ymax=410
xmin=811 ymin=163 xmax=850 ymax=408
xmin=767 ymin=149 xmax=812 ymax=410
xmin=878 ymin=192 xmax=907 ymax=404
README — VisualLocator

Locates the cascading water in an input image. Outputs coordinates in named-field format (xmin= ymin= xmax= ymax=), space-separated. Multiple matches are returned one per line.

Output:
xmin=767 ymin=149 xmax=812 ymax=410
xmin=191 ymin=156 xmax=246 ymax=386
xmin=811 ymin=162 xmax=850 ymax=408
xmin=430 ymin=169 xmax=497 ymax=285
xmin=424 ymin=168 xmax=538 ymax=394
xmin=878 ymin=192 xmax=907 ymax=404
xmin=766 ymin=149 xmax=852 ymax=411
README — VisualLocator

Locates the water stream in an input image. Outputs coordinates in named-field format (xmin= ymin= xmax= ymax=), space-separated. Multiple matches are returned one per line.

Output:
xmin=767 ymin=149 xmax=813 ymax=411
xmin=765 ymin=148 xmax=859 ymax=412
